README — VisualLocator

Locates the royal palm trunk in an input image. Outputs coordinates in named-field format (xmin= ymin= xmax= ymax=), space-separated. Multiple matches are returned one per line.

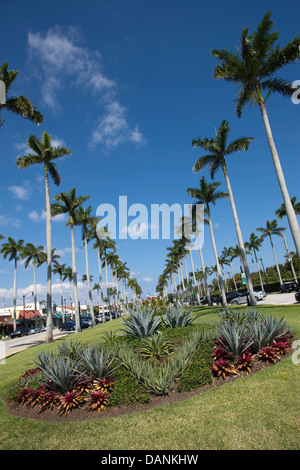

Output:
xmin=45 ymin=166 xmax=53 ymax=343
xmin=222 ymin=164 xmax=256 ymax=306
xmin=259 ymin=100 xmax=300 ymax=260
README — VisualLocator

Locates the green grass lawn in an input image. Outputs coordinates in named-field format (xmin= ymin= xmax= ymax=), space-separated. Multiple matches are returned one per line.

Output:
xmin=0 ymin=304 xmax=299 ymax=450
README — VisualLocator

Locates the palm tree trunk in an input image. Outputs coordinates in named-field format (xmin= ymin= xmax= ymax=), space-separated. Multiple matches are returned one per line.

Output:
xmin=44 ymin=165 xmax=53 ymax=343
xmin=33 ymin=262 xmax=38 ymax=327
xmin=281 ymin=234 xmax=298 ymax=283
xmin=97 ymin=247 xmax=105 ymax=323
xmin=223 ymin=164 xmax=256 ymax=306
xmin=259 ymin=100 xmax=300 ymax=260
xmin=70 ymin=224 xmax=81 ymax=333
xmin=189 ymin=247 xmax=201 ymax=304
xmin=60 ymin=274 xmax=65 ymax=323
xmin=253 ymin=248 xmax=265 ymax=292
xmin=105 ymin=254 xmax=112 ymax=321
xmin=196 ymin=232 xmax=211 ymax=305
xmin=229 ymin=261 xmax=238 ymax=291
xmin=84 ymin=233 xmax=95 ymax=326
xmin=206 ymin=204 xmax=227 ymax=306
xmin=269 ymin=234 xmax=283 ymax=284
xmin=13 ymin=258 xmax=17 ymax=331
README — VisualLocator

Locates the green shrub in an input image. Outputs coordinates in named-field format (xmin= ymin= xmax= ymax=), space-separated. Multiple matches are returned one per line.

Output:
xmin=178 ymin=339 xmax=214 ymax=392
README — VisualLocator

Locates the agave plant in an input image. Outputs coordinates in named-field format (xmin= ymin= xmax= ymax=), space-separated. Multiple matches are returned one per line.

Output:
xmin=78 ymin=346 xmax=117 ymax=381
xmin=247 ymin=314 xmax=291 ymax=353
xmin=164 ymin=306 xmax=197 ymax=328
xmin=33 ymin=352 xmax=81 ymax=394
xmin=119 ymin=305 xmax=162 ymax=338
xmin=215 ymin=321 xmax=253 ymax=364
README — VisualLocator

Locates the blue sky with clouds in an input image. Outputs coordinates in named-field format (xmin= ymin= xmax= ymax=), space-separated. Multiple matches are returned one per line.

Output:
xmin=0 ymin=0 xmax=299 ymax=305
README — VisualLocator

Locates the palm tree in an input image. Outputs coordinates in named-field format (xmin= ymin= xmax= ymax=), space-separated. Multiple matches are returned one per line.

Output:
xmin=212 ymin=11 xmax=300 ymax=259
xmin=76 ymin=205 xmax=100 ymax=327
xmin=91 ymin=230 xmax=106 ymax=323
xmin=62 ymin=266 xmax=73 ymax=316
xmin=0 ymin=237 xmax=24 ymax=330
xmin=0 ymin=62 xmax=44 ymax=128
xmin=52 ymin=261 xmax=67 ymax=323
xmin=21 ymin=243 xmax=44 ymax=327
xmin=192 ymin=119 xmax=256 ymax=305
xmin=16 ymin=131 xmax=71 ymax=343
xmin=245 ymin=233 xmax=265 ymax=292
xmin=256 ymin=219 xmax=286 ymax=284
xmin=275 ymin=197 xmax=300 ymax=220
xmin=187 ymin=177 xmax=228 ymax=306
xmin=221 ymin=246 xmax=237 ymax=291
xmin=51 ymin=188 xmax=90 ymax=333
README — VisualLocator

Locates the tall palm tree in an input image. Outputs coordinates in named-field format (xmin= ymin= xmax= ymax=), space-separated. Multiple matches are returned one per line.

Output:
xmin=245 ymin=233 xmax=265 ymax=292
xmin=221 ymin=246 xmax=237 ymax=291
xmin=256 ymin=219 xmax=286 ymax=284
xmin=187 ymin=176 xmax=228 ymax=306
xmin=16 ymin=131 xmax=71 ymax=343
xmin=52 ymin=261 xmax=67 ymax=323
xmin=275 ymin=197 xmax=300 ymax=220
xmin=0 ymin=62 xmax=44 ymax=128
xmin=21 ymin=243 xmax=44 ymax=327
xmin=0 ymin=237 xmax=24 ymax=330
xmin=62 ymin=266 xmax=73 ymax=316
xmin=212 ymin=11 xmax=300 ymax=259
xmin=51 ymin=188 xmax=90 ymax=333
xmin=192 ymin=119 xmax=256 ymax=305
xmin=76 ymin=205 xmax=100 ymax=327
xmin=91 ymin=230 xmax=106 ymax=323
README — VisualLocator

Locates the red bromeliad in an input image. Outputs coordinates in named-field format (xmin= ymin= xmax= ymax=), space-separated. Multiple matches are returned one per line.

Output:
xmin=89 ymin=389 xmax=109 ymax=413
xmin=58 ymin=391 xmax=85 ymax=416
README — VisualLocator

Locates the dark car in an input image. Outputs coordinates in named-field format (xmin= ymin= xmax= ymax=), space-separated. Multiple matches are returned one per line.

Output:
xmin=10 ymin=326 xmax=31 ymax=338
xmin=59 ymin=321 xmax=76 ymax=331
xmin=279 ymin=281 xmax=299 ymax=293
xmin=295 ymin=291 xmax=300 ymax=302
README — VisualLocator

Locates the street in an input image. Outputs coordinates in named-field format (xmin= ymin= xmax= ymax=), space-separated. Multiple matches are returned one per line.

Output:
xmin=0 ymin=328 xmax=71 ymax=361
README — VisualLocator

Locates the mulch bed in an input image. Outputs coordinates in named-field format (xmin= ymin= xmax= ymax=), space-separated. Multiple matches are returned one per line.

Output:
xmin=5 ymin=351 xmax=293 ymax=423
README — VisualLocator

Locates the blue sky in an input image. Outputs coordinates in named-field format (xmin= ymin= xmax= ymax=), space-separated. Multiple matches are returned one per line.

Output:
xmin=0 ymin=0 xmax=299 ymax=305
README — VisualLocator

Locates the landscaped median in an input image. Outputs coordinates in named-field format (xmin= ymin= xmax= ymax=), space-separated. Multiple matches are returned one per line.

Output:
xmin=0 ymin=304 xmax=299 ymax=450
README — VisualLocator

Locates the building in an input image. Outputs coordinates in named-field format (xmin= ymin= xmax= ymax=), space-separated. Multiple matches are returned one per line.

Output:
xmin=0 ymin=301 xmax=47 ymax=325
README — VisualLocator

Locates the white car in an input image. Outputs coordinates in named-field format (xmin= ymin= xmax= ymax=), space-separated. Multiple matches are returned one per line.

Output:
xmin=254 ymin=290 xmax=267 ymax=301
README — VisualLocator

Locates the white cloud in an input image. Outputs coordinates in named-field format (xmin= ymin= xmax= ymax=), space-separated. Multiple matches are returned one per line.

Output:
xmin=0 ymin=214 xmax=22 ymax=228
xmin=28 ymin=27 xmax=114 ymax=109
xmin=28 ymin=210 xmax=66 ymax=223
xmin=8 ymin=181 xmax=32 ymax=201
xmin=143 ymin=277 xmax=153 ymax=283
xmin=27 ymin=27 xmax=146 ymax=151
xmin=91 ymin=101 xmax=146 ymax=149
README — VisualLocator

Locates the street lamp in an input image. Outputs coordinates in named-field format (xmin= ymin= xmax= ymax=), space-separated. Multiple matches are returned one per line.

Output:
xmin=22 ymin=291 xmax=34 ymax=324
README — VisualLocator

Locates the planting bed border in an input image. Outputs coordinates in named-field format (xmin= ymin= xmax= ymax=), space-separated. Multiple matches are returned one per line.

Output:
xmin=5 ymin=349 xmax=293 ymax=423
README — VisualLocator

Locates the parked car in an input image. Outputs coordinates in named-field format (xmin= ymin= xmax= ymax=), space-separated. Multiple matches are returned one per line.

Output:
xmin=279 ymin=281 xmax=299 ymax=293
xmin=10 ymin=326 xmax=31 ymax=338
xmin=59 ymin=321 xmax=76 ymax=331
xmin=295 ymin=291 xmax=300 ymax=302
xmin=246 ymin=290 xmax=267 ymax=301
xmin=229 ymin=293 xmax=248 ymax=305
xmin=29 ymin=326 xmax=42 ymax=334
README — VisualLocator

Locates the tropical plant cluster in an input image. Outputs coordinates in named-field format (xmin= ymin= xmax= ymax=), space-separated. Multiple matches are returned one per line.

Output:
xmin=211 ymin=309 xmax=294 ymax=379
xmin=9 ymin=304 xmax=295 ymax=417
xmin=9 ymin=340 xmax=116 ymax=416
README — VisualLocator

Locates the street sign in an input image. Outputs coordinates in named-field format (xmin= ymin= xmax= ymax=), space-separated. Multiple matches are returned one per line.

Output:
xmin=241 ymin=272 xmax=247 ymax=285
